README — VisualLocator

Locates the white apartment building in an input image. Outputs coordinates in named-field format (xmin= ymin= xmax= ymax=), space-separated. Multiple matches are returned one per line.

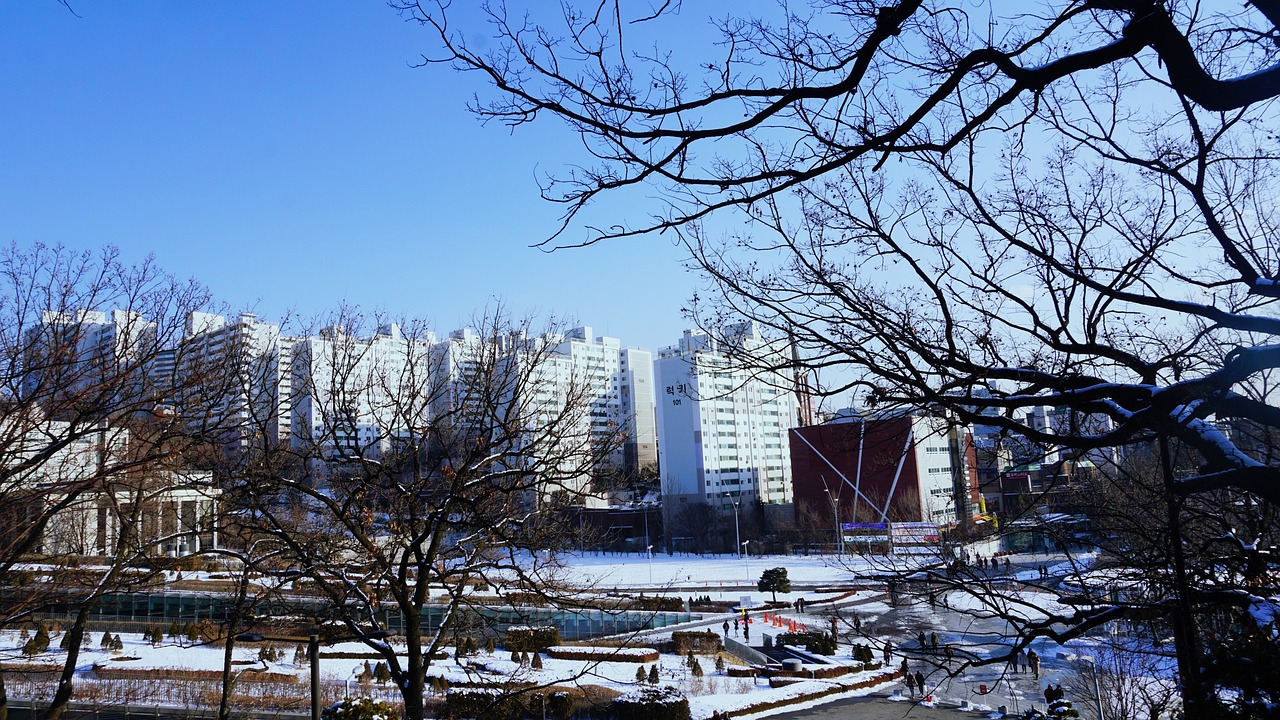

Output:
xmin=427 ymin=325 xmax=656 ymax=508
xmin=550 ymin=327 xmax=657 ymax=477
xmin=24 ymin=309 xmax=159 ymax=407
xmin=183 ymin=312 xmax=294 ymax=450
xmin=655 ymin=323 xmax=797 ymax=522
xmin=291 ymin=323 xmax=435 ymax=461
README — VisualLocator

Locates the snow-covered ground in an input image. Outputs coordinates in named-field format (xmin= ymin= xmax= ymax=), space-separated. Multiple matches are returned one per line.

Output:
xmin=3 ymin=549 xmax=1177 ymax=718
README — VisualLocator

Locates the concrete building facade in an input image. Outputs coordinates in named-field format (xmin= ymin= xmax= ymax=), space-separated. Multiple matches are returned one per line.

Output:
xmin=655 ymin=323 xmax=797 ymax=526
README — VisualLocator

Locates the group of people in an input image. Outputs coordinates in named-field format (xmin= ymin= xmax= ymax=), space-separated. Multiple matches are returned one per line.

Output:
xmin=970 ymin=554 xmax=1011 ymax=572
xmin=902 ymin=668 xmax=929 ymax=699
xmin=721 ymin=616 xmax=753 ymax=640
xmin=1010 ymin=648 xmax=1041 ymax=678
xmin=1044 ymin=684 xmax=1066 ymax=704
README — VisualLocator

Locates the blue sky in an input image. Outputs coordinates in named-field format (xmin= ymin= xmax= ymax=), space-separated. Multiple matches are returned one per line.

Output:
xmin=0 ymin=2 xmax=697 ymax=350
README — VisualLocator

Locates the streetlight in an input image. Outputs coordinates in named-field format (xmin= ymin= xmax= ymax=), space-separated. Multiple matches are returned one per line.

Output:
xmin=723 ymin=492 xmax=742 ymax=558
xmin=646 ymin=544 xmax=654 ymax=585
xmin=741 ymin=540 xmax=751 ymax=583
xmin=823 ymin=486 xmax=844 ymax=556
xmin=1080 ymin=655 xmax=1106 ymax=720
xmin=236 ymin=629 xmax=391 ymax=720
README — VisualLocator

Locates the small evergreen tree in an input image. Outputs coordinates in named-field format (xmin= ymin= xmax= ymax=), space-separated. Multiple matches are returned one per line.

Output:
xmin=510 ymin=650 xmax=520 ymax=663
xmin=531 ymin=652 xmax=543 ymax=669
xmin=293 ymin=644 xmax=307 ymax=665
xmin=373 ymin=661 xmax=391 ymax=685
xmin=100 ymin=631 xmax=112 ymax=648
xmin=32 ymin=625 xmax=50 ymax=653
xmin=715 ymin=656 xmax=725 ymax=673
xmin=691 ymin=659 xmax=704 ymax=677
xmin=185 ymin=622 xmax=200 ymax=642
xmin=484 ymin=636 xmax=495 ymax=654
xmin=636 ymin=666 xmax=647 ymax=683
xmin=757 ymin=567 xmax=792 ymax=603
xmin=647 ymin=665 xmax=659 ymax=684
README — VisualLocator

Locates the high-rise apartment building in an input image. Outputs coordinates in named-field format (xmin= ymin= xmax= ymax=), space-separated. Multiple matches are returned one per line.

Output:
xmin=24 ymin=309 xmax=159 ymax=411
xmin=182 ymin=312 xmax=294 ymax=451
xmin=655 ymin=323 xmax=797 ymax=524
xmin=290 ymin=323 xmax=434 ymax=461
xmin=550 ymin=327 xmax=657 ymax=477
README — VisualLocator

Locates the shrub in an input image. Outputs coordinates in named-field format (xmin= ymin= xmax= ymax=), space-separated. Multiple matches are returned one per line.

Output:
xmin=444 ymin=688 xmax=521 ymax=720
xmin=321 ymin=697 xmax=398 ymax=720
xmin=670 ymin=631 xmax=722 ymax=654
xmin=610 ymin=685 xmax=690 ymax=720
xmin=504 ymin=626 xmax=560 ymax=652
xmin=632 ymin=596 xmax=684 ymax=611
xmin=775 ymin=631 xmax=836 ymax=655
xmin=647 ymin=665 xmax=659 ymax=684
xmin=635 ymin=666 xmax=647 ymax=683
xmin=547 ymin=646 xmax=659 ymax=663
xmin=531 ymin=652 xmax=543 ymax=669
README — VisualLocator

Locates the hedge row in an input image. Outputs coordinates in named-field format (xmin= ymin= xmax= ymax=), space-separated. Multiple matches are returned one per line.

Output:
xmin=504 ymin=626 xmax=560 ymax=652
xmin=669 ymin=631 xmax=722 ymax=654
xmin=611 ymin=686 xmax=690 ymax=720
xmin=90 ymin=664 xmax=297 ymax=683
xmin=546 ymin=646 xmax=659 ymax=663
xmin=775 ymin=631 xmax=836 ymax=655
xmin=443 ymin=686 xmax=619 ymax=720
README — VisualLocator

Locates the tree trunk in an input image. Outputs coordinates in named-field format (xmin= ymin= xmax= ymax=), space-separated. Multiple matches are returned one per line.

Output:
xmin=1159 ymin=437 xmax=1206 ymax=716
xmin=401 ymin=606 xmax=426 ymax=720
xmin=0 ymin=665 xmax=9 ymax=720
xmin=218 ymin=568 xmax=251 ymax=720
xmin=41 ymin=605 xmax=91 ymax=720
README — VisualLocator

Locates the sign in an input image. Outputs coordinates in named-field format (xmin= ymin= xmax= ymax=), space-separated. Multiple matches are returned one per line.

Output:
xmin=890 ymin=522 xmax=941 ymax=543
xmin=842 ymin=522 xmax=888 ymax=531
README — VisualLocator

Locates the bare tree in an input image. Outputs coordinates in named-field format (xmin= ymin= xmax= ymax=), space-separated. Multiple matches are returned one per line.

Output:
xmin=0 ymin=243 xmax=244 ymax=719
xmin=231 ymin=307 xmax=621 ymax=720
xmin=403 ymin=1 xmax=1280 ymax=714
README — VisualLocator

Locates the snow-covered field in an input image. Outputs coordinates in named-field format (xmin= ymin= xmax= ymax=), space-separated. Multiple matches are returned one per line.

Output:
xmin=4 ymin=549 xmax=1157 ymax=718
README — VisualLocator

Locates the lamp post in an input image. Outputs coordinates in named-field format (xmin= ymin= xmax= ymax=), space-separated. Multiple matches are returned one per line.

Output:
xmin=647 ymin=544 xmax=654 ymax=585
xmin=236 ymin=629 xmax=391 ymax=720
xmin=1081 ymin=655 xmax=1106 ymax=720
xmin=724 ymin=492 xmax=742 ymax=558
xmin=824 ymin=487 xmax=844 ymax=556
xmin=741 ymin=540 xmax=751 ymax=583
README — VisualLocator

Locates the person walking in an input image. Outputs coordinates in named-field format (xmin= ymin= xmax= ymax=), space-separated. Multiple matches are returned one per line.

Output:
xmin=1045 ymin=685 xmax=1054 ymax=705
xmin=930 ymin=632 xmax=939 ymax=652
xmin=904 ymin=672 xmax=917 ymax=698
xmin=723 ymin=620 xmax=730 ymax=636
xmin=914 ymin=671 xmax=926 ymax=699
xmin=883 ymin=640 xmax=894 ymax=664
xmin=918 ymin=631 xmax=927 ymax=648
xmin=1017 ymin=650 xmax=1028 ymax=673
xmin=1028 ymin=649 xmax=1040 ymax=679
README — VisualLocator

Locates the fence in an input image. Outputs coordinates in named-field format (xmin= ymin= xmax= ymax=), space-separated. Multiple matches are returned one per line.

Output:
xmin=723 ymin=636 xmax=772 ymax=666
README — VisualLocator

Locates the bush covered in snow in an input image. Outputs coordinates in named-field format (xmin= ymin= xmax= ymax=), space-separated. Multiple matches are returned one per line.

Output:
xmin=547 ymin=645 xmax=659 ymax=663
xmin=610 ymin=685 xmax=690 ymax=720
xmin=504 ymin=626 xmax=560 ymax=652
xmin=321 ymin=697 xmax=398 ymax=720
